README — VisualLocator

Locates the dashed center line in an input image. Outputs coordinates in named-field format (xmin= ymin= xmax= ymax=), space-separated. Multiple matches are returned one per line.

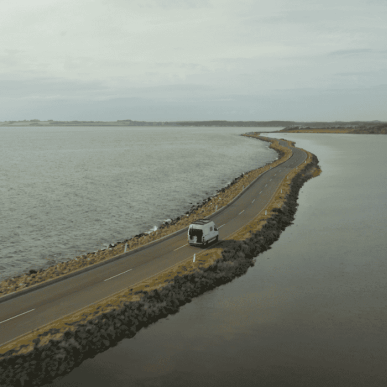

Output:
xmin=265 ymin=184 xmax=267 ymax=187
xmin=239 ymin=210 xmax=245 ymax=215
xmin=252 ymin=199 xmax=255 ymax=203
xmin=104 ymin=269 xmax=132 ymax=282
xmin=0 ymin=309 xmax=35 ymax=325
xmin=259 ymin=191 xmax=262 ymax=194
xmin=218 ymin=224 xmax=225 ymax=229
xmin=174 ymin=244 xmax=188 ymax=251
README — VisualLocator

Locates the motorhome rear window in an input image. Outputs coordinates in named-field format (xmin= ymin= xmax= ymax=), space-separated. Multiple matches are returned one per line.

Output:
xmin=189 ymin=228 xmax=203 ymax=238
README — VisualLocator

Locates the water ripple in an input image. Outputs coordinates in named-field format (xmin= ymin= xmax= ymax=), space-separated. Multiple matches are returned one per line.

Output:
xmin=0 ymin=126 xmax=277 ymax=280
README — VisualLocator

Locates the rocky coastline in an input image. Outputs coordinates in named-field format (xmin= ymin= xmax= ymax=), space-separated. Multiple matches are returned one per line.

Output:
xmin=0 ymin=137 xmax=321 ymax=387
xmin=0 ymin=136 xmax=290 ymax=298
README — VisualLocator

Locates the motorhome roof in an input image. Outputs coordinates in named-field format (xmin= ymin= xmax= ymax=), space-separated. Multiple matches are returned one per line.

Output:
xmin=191 ymin=219 xmax=212 ymax=225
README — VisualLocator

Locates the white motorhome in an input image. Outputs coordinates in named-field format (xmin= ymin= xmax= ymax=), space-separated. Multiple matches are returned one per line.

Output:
xmin=188 ymin=219 xmax=219 ymax=247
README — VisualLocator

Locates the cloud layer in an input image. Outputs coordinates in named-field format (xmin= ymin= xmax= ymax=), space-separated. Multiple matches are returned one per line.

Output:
xmin=1 ymin=0 xmax=386 ymax=121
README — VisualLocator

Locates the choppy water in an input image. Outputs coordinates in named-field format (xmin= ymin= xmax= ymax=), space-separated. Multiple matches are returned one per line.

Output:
xmin=47 ymin=133 xmax=387 ymax=387
xmin=0 ymin=126 xmax=277 ymax=281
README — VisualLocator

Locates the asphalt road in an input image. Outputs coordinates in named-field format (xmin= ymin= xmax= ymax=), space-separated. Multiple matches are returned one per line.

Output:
xmin=0 ymin=139 xmax=307 ymax=348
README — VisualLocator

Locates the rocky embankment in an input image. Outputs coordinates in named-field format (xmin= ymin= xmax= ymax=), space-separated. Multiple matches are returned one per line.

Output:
xmin=0 ymin=137 xmax=321 ymax=387
xmin=0 ymin=136 xmax=290 ymax=298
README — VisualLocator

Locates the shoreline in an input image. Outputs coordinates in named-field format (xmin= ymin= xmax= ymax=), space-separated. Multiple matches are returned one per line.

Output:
xmin=277 ymin=125 xmax=387 ymax=134
xmin=0 ymin=135 xmax=322 ymax=386
xmin=1 ymin=119 xmax=384 ymax=128
xmin=0 ymin=136 xmax=290 ymax=298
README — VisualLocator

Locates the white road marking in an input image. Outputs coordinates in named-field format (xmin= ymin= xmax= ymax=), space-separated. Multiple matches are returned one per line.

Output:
xmin=174 ymin=244 xmax=188 ymax=251
xmin=0 ymin=309 xmax=35 ymax=325
xmin=270 ymin=179 xmax=272 ymax=181
xmin=252 ymin=199 xmax=255 ymax=203
xmin=259 ymin=191 xmax=262 ymax=194
xmin=218 ymin=224 xmax=225 ymax=228
xmin=239 ymin=210 xmax=245 ymax=215
xmin=104 ymin=269 xmax=132 ymax=282
xmin=265 ymin=184 xmax=267 ymax=187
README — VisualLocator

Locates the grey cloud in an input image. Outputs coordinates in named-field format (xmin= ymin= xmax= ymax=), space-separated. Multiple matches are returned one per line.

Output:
xmin=107 ymin=0 xmax=210 ymax=11
xmin=142 ymin=0 xmax=210 ymax=9
xmin=0 ymin=78 xmax=110 ymax=99
xmin=1 ymin=0 xmax=386 ymax=121
xmin=329 ymin=49 xmax=374 ymax=56
xmin=0 ymin=76 xmax=220 ymax=103
xmin=2 ymin=84 xmax=387 ymax=122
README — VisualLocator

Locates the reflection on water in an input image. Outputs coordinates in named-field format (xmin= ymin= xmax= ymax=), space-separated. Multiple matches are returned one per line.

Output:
xmin=45 ymin=133 xmax=387 ymax=387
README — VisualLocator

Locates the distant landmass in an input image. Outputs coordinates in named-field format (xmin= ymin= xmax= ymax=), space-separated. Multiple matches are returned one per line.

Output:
xmin=279 ymin=122 xmax=387 ymax=134
xmin=0 ymin=119 xmax=385 ymax=128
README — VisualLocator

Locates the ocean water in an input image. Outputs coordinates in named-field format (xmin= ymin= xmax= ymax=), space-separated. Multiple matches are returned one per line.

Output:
xmin=47 ymin=133 xmax=387 ymax=387
xmin=0 ymin=126 xmax=277 ymax=281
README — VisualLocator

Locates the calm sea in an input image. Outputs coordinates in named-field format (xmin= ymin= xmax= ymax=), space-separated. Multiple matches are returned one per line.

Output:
xmin=47 ymin=132 xmax=387 ymax=387
xmin=0 ymin=126 xmax=277 ymax=281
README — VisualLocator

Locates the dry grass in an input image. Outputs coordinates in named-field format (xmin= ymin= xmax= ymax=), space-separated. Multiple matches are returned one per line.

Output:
xmin=0 ymin=244 xmax=224 ymax=355
xmin=231 ymin=142 xmax=317 ymax=241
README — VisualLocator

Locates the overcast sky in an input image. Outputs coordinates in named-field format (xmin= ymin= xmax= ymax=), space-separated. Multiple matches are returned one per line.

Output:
xmin=1 ymin=0 xmax=386 ymax=121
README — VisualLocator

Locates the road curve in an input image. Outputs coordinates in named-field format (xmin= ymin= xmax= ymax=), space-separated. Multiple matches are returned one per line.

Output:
xmin=0 ymin=139 xmax=307 ymax=347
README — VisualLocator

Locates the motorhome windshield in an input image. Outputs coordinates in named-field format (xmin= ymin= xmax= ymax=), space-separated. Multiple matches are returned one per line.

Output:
xmin=189 ymin=228 xmax=203 ymax=238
